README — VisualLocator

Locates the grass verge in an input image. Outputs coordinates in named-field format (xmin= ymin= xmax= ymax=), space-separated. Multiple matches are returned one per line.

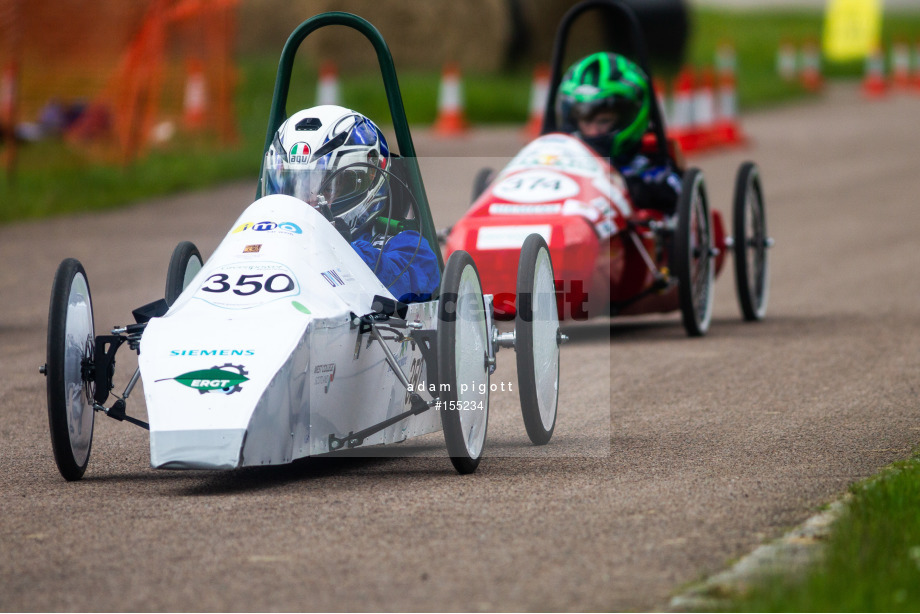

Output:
xmin=725 ymin=452 xmax=920 ymax=612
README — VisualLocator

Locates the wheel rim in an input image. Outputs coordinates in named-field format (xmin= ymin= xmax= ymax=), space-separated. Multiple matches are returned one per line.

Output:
xmin=531 ymin=248 xmax=559 ymax=430
xmin=454 ymin=265 xmax=489 ymax=458
xmin=64 ymin=272 xmax=94 ymax=466
xmin=743 ymin=181 xmax=769 ymax=317
xmin=689 ymin=184 xmax=714 ymax=331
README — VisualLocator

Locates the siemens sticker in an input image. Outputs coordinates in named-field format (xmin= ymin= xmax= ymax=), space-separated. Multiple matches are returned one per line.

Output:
xmin=170 ymin=349 xmax=256 ymax=357
xmin=232 ymin=220 xmax=303 ymax=234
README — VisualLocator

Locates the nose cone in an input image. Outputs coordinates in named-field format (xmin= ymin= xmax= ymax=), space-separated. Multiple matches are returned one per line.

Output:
xmin=150 ymin=429 xmax=246 ymax=470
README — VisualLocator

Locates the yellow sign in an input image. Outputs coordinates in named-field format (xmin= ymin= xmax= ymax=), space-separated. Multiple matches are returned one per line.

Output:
xmin=823 ymin=0 xmax=882 ymax=61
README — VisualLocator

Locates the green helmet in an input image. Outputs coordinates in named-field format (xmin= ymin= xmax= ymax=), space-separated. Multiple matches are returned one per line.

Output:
xmin=556 ymin=52 xmax=651 ymax=159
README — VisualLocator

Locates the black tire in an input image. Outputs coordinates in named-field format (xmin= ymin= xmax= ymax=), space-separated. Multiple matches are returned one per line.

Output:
xmin=674 ymin=168 xmax=714 ymax=337
xmin=165 ymin=241 xmax=203 ymax=306
xmin=46 ymin=258 xmax=96 ymax=481
xmin=515 ymin=234 xmax=559 ymax=445
xmin=471 ymin=167 xmax=495 ymax=204
xmin=732 ymin=162 xmax=770 ymax=321
xmin=438 ymin=250 xmax=490 ymax=474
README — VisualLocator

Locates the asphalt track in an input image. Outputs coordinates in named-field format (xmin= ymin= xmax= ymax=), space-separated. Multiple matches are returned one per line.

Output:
xmin=2 ymin=83 xmax=919 ymax=612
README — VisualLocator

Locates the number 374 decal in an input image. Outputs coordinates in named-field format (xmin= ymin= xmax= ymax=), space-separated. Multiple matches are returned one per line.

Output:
xmin=194 ymin=261 xmax=300 ymax=310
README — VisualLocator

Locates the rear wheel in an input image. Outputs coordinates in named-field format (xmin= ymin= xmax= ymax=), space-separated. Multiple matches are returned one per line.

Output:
xmin=515 ymin=234 xmax=559 ymax=445
xmin=46 ymin=258 xmax=95 ymax=481
xmin=438 ymin=250 xmax=490 ymax=474
xmin=674 ymin=168 xmax=714 ymax=337
xmin=165 ymin=241 xmax=203 ymax=306
xmin=732 ymin=162 xmax=770 ymax=321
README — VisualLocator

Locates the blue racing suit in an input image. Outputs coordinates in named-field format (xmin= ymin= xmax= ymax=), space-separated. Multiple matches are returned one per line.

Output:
xmin=616 ymin=154 xmax=682 ymax=214
xmin=351 ymin=230 xmax=440 ymax=303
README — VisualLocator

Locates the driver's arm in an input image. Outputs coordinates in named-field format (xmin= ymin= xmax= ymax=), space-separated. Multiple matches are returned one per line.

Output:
xmin=351 ymin=231 xmax=440 ymax=302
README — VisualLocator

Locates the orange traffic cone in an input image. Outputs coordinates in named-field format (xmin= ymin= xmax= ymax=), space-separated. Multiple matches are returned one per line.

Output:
xmin=891 ymin=41 xmax=911 ymax=90
xmin=316 ymin=60 xmax=340 ymax=107
xmin=714 ymin=47 xmax=745 ymax=147
xmin=0 ymin=61 xmax=16 ymax=128
xmin=862 ymin=47 xmax=887 ymax=98
xmin=669 ymin=67 xmax=697 ymax=153
xmin=776 ymin=40 xmax=797 ymax=81
xmin=523 ymin=63 xmax=550 ymax=139
xmin=799 ymin=41 xmax=824 ymax=92
xmin=183 ymin=58 xmax=207 ymax=130
xmin=913 ymin=42 xmax=920 ymax=94
xmin=433 ymin=62 xmax=468 ymax=137
xmin=1 ymin=60 xmax=18 ymax=173
xmin=691 ymin=67 xmax=717 ymax=151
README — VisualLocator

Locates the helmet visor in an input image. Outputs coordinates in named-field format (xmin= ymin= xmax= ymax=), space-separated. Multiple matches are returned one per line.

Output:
xmin=262 ymin=153 xmax=381 ymax=210
xmin=569 ymin=97 xmax=640 ymax=134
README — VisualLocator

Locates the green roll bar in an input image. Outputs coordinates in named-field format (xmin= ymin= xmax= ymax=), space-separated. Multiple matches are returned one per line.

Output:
xmin=255 ymin=11 xmax=444 ymax=273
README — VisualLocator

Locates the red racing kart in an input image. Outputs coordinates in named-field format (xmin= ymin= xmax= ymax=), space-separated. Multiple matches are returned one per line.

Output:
xmin=445 ymin=0 xmax=772 ymax=336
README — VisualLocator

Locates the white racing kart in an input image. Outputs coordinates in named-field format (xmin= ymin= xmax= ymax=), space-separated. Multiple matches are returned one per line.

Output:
xmin=41 ymin=12 xmax=563 ymax=480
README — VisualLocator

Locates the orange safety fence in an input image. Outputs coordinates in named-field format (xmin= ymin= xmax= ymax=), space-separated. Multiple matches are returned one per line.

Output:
xmin=0 ymin=0 xmax=238 ymax=167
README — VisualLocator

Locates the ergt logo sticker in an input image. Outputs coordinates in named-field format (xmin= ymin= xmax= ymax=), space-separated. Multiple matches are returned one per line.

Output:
xmin=156 ymin=364 xmax=250 ymax=395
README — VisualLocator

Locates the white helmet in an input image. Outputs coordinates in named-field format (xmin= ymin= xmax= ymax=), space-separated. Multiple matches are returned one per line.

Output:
xmin=262 ymin=105 xmax=390 ymax=232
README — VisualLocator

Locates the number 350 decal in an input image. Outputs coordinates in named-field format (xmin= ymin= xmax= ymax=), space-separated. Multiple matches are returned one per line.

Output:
xmin=201 ymin=272 xmax=295 ymax=295
xmin=194 ymin=262 xmax=299 ymax=310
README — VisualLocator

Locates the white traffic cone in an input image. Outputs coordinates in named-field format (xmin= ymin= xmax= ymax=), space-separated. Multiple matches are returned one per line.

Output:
xmin=891 ymin=41 xmax=911 ymax=90
xmin=183 ymin=58 xmax=207 ymax=130
xmin=316 ymin=60 xmax=340 ymax=107
xmin=714 ymin=44 xmax=745 ymax=147
xmin=433 ymin=62 xmax=468 ymax=137
xmin=776 ymin=40 xmax=797 ymax=81
xmin=523 ymin=63 xmax=549 ymax=139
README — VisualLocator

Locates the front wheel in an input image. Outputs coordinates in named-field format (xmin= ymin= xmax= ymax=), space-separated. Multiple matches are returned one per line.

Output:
xmin=732 ymin=162 xmax=770 ymax=321
xmin=438 ymin=250 xmax=490 ymax=474
xmin=470 ymin=167 xmax=495 ymax=204
xmin=515 ymin=234 xmax=559 ymax=445
xmin=45 ymin=258 xmax=96 ymax=481
xmin=165 ymin=241 xmax=203 ymax=306
xmin=674 ymin=168 xmax=715 ymax=337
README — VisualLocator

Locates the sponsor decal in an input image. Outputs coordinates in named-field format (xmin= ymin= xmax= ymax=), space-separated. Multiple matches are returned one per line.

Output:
xmin=321 ymin=269 xmax=345 ymax=287
xmin=289 ymin=142 xmax=311 ymax=163
xmin=562 ymin=199 xmax=601 ymax=222
xmin=156 ymin=363 xmax=249 ymax=395
xmin=194 ymin=261 xmax=300 ymax=310
xmin=590 ymin=196 xmax=614 ymax=216
xmin=488 ymin=203 xmax=563 ymax=216
xmin=243 ymin=244 xmax=262 ymax=253
xmin=292 ymin=300 xmax=311 ymax=314
xmin=591 ymin=175 xmax=631 ymax=215
xmin=232 ymin=220 xmax=303 ymax=235
xmin=170 ymin=349 xmax=255 ymax=357
xmin=492 ymin=170 xmax=580 ymax=203
xmin=594 ymin=219 xmax=615 ymax=239
xmin=313 ymin=363 xmax=336 ymax=393
xmin=404 ymin=357 xmax=424 ymax=405
xmin=508 ymin=138 xmax=600 ymax=176
xmin=476 ymin=225 xmax=552 ymax=250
